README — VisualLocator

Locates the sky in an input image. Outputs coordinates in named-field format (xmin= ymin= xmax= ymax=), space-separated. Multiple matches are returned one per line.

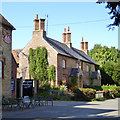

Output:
xmin=1 ymin=1 xmax=118 ymax=51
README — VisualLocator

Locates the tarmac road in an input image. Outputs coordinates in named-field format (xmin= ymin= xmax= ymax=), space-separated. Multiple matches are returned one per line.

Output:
xmin=2 ymin=98 xmax=120 ymax=120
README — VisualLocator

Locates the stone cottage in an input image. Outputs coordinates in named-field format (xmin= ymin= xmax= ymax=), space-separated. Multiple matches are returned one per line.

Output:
xmin=0 ymin=14 xmax=17 ymax=98
xmin=13 ymin=14 xmax=101 ymax=94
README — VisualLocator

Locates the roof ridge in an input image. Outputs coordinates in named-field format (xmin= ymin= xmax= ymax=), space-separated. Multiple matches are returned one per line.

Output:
xmin=46 ymin=37 xmax=66 ymax=45
xmin=0 ymin=14 xmax=16 ymax=30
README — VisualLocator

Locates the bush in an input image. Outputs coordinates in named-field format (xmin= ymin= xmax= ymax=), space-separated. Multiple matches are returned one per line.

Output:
xmin=73 ymin=88 xmax=96 ymax=101
xmin=92 ymin=97 xmax=107 ymax=101
xmin=84 ymin=85 xmax=102 ymax=91
xmin=60 ymin=85 xmax=68 ymax=92
xmin=103 ymin=89 xmax=110 ymax=98
xmin=102 ymin=84 xmax=120 ymax=98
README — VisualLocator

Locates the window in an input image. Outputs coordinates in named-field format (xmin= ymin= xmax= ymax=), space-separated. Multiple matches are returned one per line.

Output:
xmin=0 ymin=61 xmax=2 ymax=78
xmin=0 ymin=61 xmax=4 ymax=79
xmin=76 ymin=63 xmax=79 ymax=68
xmin=62 ymin=60 xmax=66 ymax=69
xmin=86 ymin=65 xmax=89 ymax=72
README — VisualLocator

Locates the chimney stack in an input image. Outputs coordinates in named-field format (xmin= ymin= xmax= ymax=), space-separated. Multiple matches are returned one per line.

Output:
xmin=80 ymin=37 xmax=88 ymax=54
xmin=62 ymin=26 xmax=72 ymax=48
xmin=62 ymin=28 xmax=66 ymax=43
xmin=33 ymin=14 xmax=46 ymax=38
xmin=81 ymin=37 xmax=84 ymax=50
xmin=34 ymin=14 xmax=45 ymax=31
xmin=39 ymin=18 xmax=45 ymax=31
xmin=34 ymin=14 xmax=39 ymax=30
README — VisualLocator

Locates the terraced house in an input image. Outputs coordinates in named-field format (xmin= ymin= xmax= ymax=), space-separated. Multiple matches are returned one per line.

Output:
xmin=13 ymin=14 xmax=101 ymax=95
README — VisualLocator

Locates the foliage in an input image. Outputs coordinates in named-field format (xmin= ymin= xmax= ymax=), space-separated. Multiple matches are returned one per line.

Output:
xmin=73 ymin=88 xmax=96 ymax=101
xmin=68 ymin=77 xmax=77 ymax=90
xmin=29 ymin=48 xmax=37 ymax=79
xmin=47 ymin=65 xmax=56 ymax=85
xmin=4 ymin=99 xmax=9 ymax=104
xmin=102 ymin=84 xmax=120 ymax=98
xmin=97 ymin=1 xmax=120 ymax=29
xmin=89 ymin=45 xmax=119 ymax=66
xmin=92 ymin=97 xmax=107 ymax=101
xmin=50 ymin=85 xmax=60 ymax=90
xmin=89 ymin=44 xmax=120 ymax=85
xmin=112 ymin=63 xmax=120 ymax=85
xmin=84 ymin=85 xmax=103 ymax=91
xmin=29 ymin=47 xmax=48 ymax=86
xmin=102 ymin=84 xmax=118 ymax=91
xmin=89 ymin=65 xmax=93 ymax=86
xmin=60 ymin=85 xmax=68 ymax=92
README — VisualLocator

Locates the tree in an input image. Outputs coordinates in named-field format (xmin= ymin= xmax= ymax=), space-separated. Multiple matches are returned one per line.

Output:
xmin=89 ymin=44 xmax=120 ymax=67
xmin=112 ymin=63 xmax=120 ymax=85
xmin=97 ymin=0 xmax=120 ymax=30
xmin=89 ymin=45 xmax=120 ymax=85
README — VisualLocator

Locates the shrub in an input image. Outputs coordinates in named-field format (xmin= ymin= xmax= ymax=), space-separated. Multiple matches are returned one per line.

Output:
xmin=4 ymin=99 xmax=9 ymax=104
xmin=102 ymin=84 xmax=120 ymax=98
xmin=73 ymin=88 xmax=96 ymax=101
xmin=60 ymin=85 xmax=68 ymax=92
xmin=12 ymin=99 xmax=18 ymax=104
xmin=103 ymin=89 xmax=110 ymax=98
xmin=84 ymin=85 xmax=102 ymax=91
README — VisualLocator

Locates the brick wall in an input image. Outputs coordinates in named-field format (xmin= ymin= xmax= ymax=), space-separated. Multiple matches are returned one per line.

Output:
xmin=57 ymin=54 xmax=80 ymax=85
xmin=57 ymin=54 xmax=96 ymax=86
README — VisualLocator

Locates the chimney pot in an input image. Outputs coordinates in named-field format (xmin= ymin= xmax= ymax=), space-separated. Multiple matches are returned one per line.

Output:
xmin=82 ymin=37 xmax=83 ymax=42
xmin=36 ymin=14 xmax=38 ymax=19
xmin=68 ymin=26 xmax=70 ymax=32
xmin=64 ymin=28 xmax=66 ymax=32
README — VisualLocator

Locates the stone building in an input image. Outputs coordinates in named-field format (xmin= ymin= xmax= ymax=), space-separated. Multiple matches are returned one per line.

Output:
xmin=0 ymin=14 xmax=17 ymax=98
xmin=13 ymin=14 xmax=101 ymax=95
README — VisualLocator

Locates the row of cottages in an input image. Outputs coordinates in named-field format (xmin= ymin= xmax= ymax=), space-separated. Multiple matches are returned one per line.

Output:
xmin=13 ymin=14 xmax=101 ymax=94
xmin=0 ymin=14 xmax=17 ymax=98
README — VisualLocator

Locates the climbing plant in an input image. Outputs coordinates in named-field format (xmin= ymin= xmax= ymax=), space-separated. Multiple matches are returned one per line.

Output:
xmin=29 ymin=47 xmax=48 ymax=87
xmin=47 ymin=65 xmax=56 ymax=86
xmin=89 ymin=65 xmax=93 ymax=86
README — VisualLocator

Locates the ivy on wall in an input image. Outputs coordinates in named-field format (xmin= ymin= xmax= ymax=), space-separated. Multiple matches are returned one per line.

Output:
xmin=47 ymin=65 xmax=56 ymax=85
xmin=89 ymin=65 xmax=93 ymax=86
xmin=29 ymin=47 xmax=56 ymax=87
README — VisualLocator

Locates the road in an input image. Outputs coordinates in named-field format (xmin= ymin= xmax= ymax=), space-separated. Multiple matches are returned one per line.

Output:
xmin=2 ymin=98 xmax=120 ymax=120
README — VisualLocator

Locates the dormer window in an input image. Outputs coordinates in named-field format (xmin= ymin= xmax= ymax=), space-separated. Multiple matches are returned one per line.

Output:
xmin=62 ymin=59 xmax=66 ymax=69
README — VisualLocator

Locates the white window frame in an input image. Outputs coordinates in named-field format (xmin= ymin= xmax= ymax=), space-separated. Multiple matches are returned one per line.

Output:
xmin=62 ymin=60 xmax=66 ymax=68
xmin=86 ymin=65 xmax=89 ymax=72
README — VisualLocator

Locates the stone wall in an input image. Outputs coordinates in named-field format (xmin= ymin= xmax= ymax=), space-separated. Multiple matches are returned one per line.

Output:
xmin=11 ymin=55 xmax=17 ymax=98
xmin=1 ymin=24 xmax=12 ymax=98
xmin=19 ymin=30 xmax=58 ymax=83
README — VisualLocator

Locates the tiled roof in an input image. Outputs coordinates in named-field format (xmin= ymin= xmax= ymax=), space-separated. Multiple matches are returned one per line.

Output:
xmin=69 ymin=68 xmax=79 ymax=77
xmin=45 ymin=37 xmax=96 ymax=64
xmin=0 ymin=14 xmax=15 ymax=30
xmin=92 ymin=71 xmax=98 ymax=79
xmin=12 ymin=49 xmax=23 ymax=63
